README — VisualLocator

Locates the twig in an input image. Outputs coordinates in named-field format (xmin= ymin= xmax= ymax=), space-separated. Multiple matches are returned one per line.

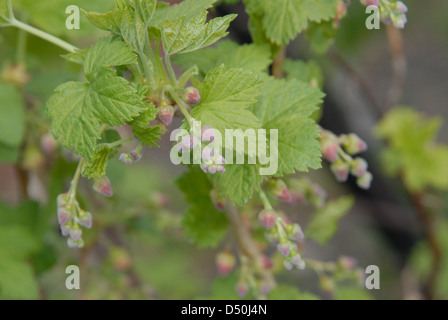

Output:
xmin=225 ymin=204 xmax=276 ymax=288
xmin=272 ymin=46 xmax=286 ymax=79
xmin=386 ymin=24 xmax=407 ymax=107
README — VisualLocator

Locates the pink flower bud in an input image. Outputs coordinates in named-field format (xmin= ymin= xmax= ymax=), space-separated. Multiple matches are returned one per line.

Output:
xmin=40 ymin=133 xmax=58 ymax=155
xmin=277 ymin=241 xmax=291 ymax=257
xmin=67 ymin=238 xmax=77 ymax=249
xmin=331 ymin=159 xmax=350 ymax=182
xmin=259 ymin=281 xmax=272 ymax=295
xmin=93 ymin=176 xmax=114 ymax=197
xmin=208 ymin=165 xmax=218 ymax=174
xmin=217 ymin=166 xmax=226 ymax=173
xmin=321 ymin=139 xmax=339 ymax=162
xmin=119 ymin=153 xmax=134 ymax=165
xmin=158 ymin=104 xmax=175 ymax=126
xmin=69 ymin=227 xmax=82 ymax=241
xmin=58 ymin=207 xmax=72 ymax=225
xmin=60 ymin=224 xmax=71 ymax=236
xmin=184 ymin=87 xmax=201 ymax=105
xmin=395 ymin=1 xmax=408 ymax=13
xmin=338 ymin=256 xmax=357 ymax=270
xmin=340 ymin=133 xmax=368 ymax=155
xmin=287 ymin=223 xmax=304 ymax=242
xmin=202 ymin=147 xmax=214 ymax=161
xmin=130 ymin=146 xmax=142 ymax=162
xmin=357 ymin=172 xmax=373 ymax=190
xmin=283 ymin=260 xmax=293 ymax=271
xmin=258 ymin=255 xmax=273 ymax=270
xmin=361 ymin=0 xmax=379 ymax=6
xmin=269 ymin=179 xmax=292 ymax=203
xmin=57 ymin=193 xmax=69 ymax=208
xmin=78 ymin=210 xmax=93 ymax=229
xmin=216 ymin=250 xmax=236 ymax=276
xmin=210 ymin=189 xmax=226 ymax=211
xmin=179 ymin=135 xmax=198 ymax=153
xmin=200 ymin=163 xmax=209 ymax=173
xmin=258 ymin=209 xmax=277 ymax=230
xmin=392 ymin=13 xmax=407 ymax=29
xmin=201 ymin=125 xmax=215 ymax=142
xmin=290 ymin=254 xmax=303 ymax=267
xmin=236 ymin=282 xmax=249 ymax=298
xmin=350 ymin=158 xmax=368 ymax=177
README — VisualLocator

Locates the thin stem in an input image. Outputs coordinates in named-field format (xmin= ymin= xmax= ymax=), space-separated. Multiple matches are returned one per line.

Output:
xmin=137 ymin=49 xmax=154 ymax=85
xmin=69 ymin=158 xmax=85 ymax=203
xmin=386 ymin=23 xmax=406 ymax=107
xmin=10 ymin=18 xmax=78 ymax=53
xmin=165 ymin=54 xmax=177 ymax=87
xmin=166 ymin=85 xmax=192 ymax=126
xmin=155 ymin=41 xmax=168 ymax=83
xmin=178 ymin=65 xmax=199 ymax=89
xmin=272 ymin=46 xmax=286 ymax=79
xmin=108 ymin=137 xmax=133 ymax=149
xmin=258 ymin=187 xmax=273 ymax=210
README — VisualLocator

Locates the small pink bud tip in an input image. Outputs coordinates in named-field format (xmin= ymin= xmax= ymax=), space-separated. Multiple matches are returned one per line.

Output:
xmin=258 ymin=255 xmax=274 ymax=270
xmin=60 ymin=224 xmax=71 ymax=237
xmin=208 ymin=165 xmax=218 ymax=174
xmin=210 ymin=189 xmax=226 ymax=211
xmin=93 ymin=176 xmax=114 ymax=197
xmin=350 ymin=158 xmax=368 ymax=177
xmin=393 ymin=13 xmax=407 ymax=29
xmin=331 ymin=159 xmax=350 ymax=182
xmin=40 ymin=133 xmax=58 ymax=155
xmin=339 ymin=256 xmax=357 ymax=270
xmin=200 ymin=163 xmax=209 ymax=173
xmin=340 ymin=133 xmax=368 ymax=155
xmin=290 ymin=254 xmax=303 ymax=267
xmin=217 ymin=166 xmax=226 ymax=173
xmin=179 ymin=135 xmax=198 ymax=153
xmin=362 ymin=0 xmax=379 ymax=6
xmin=287 ymin=223 xmax=304 ymax=242
xmin=130 ymin=147 xmax=142 ymax=162
xmin=119 ymin=153 xmax=134 ymax=165
xmin=201 ymin=125 xmax=215 ymax=142
xmin=321 ymin=140 xmax=339 ymax=162
xmin=58 ymin=207 xmax=72 ymax=225
xmin=202 ymin=147 xmax=214 ymax=161
xmin=357 ymin=171 xmax=373 ymax=190
xmin=395 ymin=1 xmax=408 ymax=13
xmin=184 ymin=87 xmax=201 ymax=105
xmin=277 ymin=242 xmax=291 ymax=257
xmin=236 ymin=282 xmax=249 ymax=298
xmin=69 ymin=228 xmax=83 ymax=241
xmin=57 ymin=193 xmax=69 ymax=208
xmin=158 ymin=104 xmax=175 ymax=126
xmin=216 ymin=250 xmax=236 ymax=276
xmin=269 ymin=179 xmax=292 ymax=203
xmin=258 ymin=209 xmax=277 ymax=230
xmin=78 ymin=211 xmax=93 ymax=229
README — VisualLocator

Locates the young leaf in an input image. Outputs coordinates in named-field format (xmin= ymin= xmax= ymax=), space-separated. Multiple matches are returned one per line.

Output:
xmin=152 ymin=0 xmax=216 ymax=26
xmin=129 ymin=105 xmax=161 ymax=147
xmin=82 ymin=9 xmax=121 ymax=34
xmin=132 ymin=0 xmax=156 ymax=26
xmin=160 ymin=9 xmax=236 ymax=55
xmin=252 ymin=78 xmax=323 ymax=175
xmin=81 ymin=144 xmax=114 ymax=179
xmin=191 ymin=65 xmax=263 ymax=133
xmin=176 ymin=168 xmax=228 ymax=248
xmin=173 ymin=40 xmax=272 ymax=77
xmin=306 ymin=196 xmax=354 ymax=245
xmin=47 ymin=68 xmax=147 ymax=159
xmin=119 ymin=6 xmax=146 ymax=52
xmin=84 ymin=36 xmax=136 ymax=78
xmin=62 ymin=48 xmax=89 ymax=65
xmin=283 ymin=59 xmax=324 ymax=88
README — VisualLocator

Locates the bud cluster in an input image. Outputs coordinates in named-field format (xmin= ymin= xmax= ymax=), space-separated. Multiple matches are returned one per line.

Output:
xmin=288 ymin=178 xmax=328 ymax=208
xmin=56 ymin=193 xmax=92 ymax=248
xmin=234 ymin=254 xmax=274 ymax=299
xmin=119 ymin=144 xmax=143 ymax=165
xmin=361 ymin=0 xmax=408 ymax=29
xmin=320 ymin=129 xmax=373 ymax=190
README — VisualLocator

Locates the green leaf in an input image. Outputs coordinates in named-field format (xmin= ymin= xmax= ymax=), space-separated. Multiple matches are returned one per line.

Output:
xmin=153 ymin=0 xmax=216 ymax=26
xmin=119 ymin=6 xmax=146 ymax=52
xmin=191 ymin=65 xmax=263 ymax=133
xmin=132 ymin=0 xmax=156 ymax=26
xmin=0 ymin=0 xmax=12 ymax=26
xmin=0 ymin=258 xmax=39 ymax=300
xmin=47 ymin=68 xmax=146 ymax=159
xmin=0 ymin=226 xmax=40 ymax=260
xmin=306 ymin=196 xmax=354 ymax=244
xmin=244 ymin=0 xmax=339 ymax=45
xmin=283 ymin=59 xmax=324 ymax=88
xmin=176 ymin=168 xmax=228 ymax=248
xmin=173 ymin=40 xmax=272 ymax=77
xmin=0 ymin=142 xmax=20 ymax=163
xmin=0 ymin=83 xmax=25 ymax=147
xmin=161 ymin=9 xmax=236 ymax=55
xmin=62 ymin=48 xmax=89 ymax=65
xmin=82 ymin=8 xmax=120 ymax=34
xmin=214 ymin=163 xmax=263 ymax=206
xmin=269 ymin=285 xmax=320 ymax=300
xmin=130 ymin=105 xmax=161 ymax=147
xmin=81 ymin=144 xmax=114 ymax=178
xmin=252 ymin=78 xmax=323 ymax=175
xmin=376 ymin=107 xmax=448 ymax=192
xmin=84 ymin=36 xmax=136 ymax=78
xmin=306 ymin=20 xmax=338 ymax=54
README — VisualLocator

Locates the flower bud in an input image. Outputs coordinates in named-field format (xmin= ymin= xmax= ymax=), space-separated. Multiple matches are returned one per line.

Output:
xmin=217 ymin=166 xmax=226 ymax=173
xmin=210 ymin=189 xmax=226 ymax=211
xmin=283 ymin=260 xmax=293 ymax=271
xmin=395 ymin=1 xmax=408 ymax=13
xmin=392 ymin=13 xmax=407 ymax=29
xmin=58 ymin=207 xmax=72 ymax=225
xmin=340 ymin=133 xmax=368 ymax=155
xmin=208 ymin=165 xmax=218 ymax=174
xmin=184 ymin=87 xmax=201 ymax=105
xmin=331 ymin=159 xmax=350 ymax=182
xmin=201 ymin=125 xmax=215 ymax=142
xmin=338 ymin=256 xmax=357 ymax=270
xmin=60 ymin=223 xmax=71 ymax=237
xmin=269 ymin=179 xmax=292 ymax=203
xmin=40 ymin=133 xmax=58 ymax=155
xmin=277 ymin=241 xmax=291 ymax=257
xmin=78 ymin=210 xmax=93 ymax=229
xmin=265 ymin=227 xmax=280 ymax=244
xmin=202 ymin=146 xmax=214 ymax=161
xmin=236 ymin=282 xmax=249 ymax=298
xmin=361 ymin=0 xmax=379 ymax=6
xmin=216 ymin=250 xmax=236 ymax=276
xmin=119 ymin=153 xmax=134 ymax=165
xmin=258 ymin=255 xmax=273 ymax=270
xmin=69 ymin=227 xmax=83 ymax=242
xmin=67 ymin=237 xmax=84 ymax=249
xmin=179 ymin=135 xmax=198 ymax=153
xmin=130 ymin=146 xmax=142 ymax=162
xmin=357 ymin=171 xmax=373 ymax=190
xmin=290 ymin=253 xmax=303 ymax=267
xmin=286 ymin=223 xmax=304 ymax=242
xmin=258 ymin=209 xmax=277 ymax=230
xmin=57 ymin=193 xmax=69 ymax=208
xmin=350 ymin=158 xmax=368 ymax=177
xmin=321 ymin=139 xmax=339 ymax=162
xmin=93 ymin=176 xmax=114 ymax=197
xmin=158 ymin=103 xmax=175 ymax=126
xmin=259 ymin=281 xmax=272 ymax=295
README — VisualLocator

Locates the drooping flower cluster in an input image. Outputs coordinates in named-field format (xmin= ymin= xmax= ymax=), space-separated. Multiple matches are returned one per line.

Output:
xmin=320 ymin=128 xmax=373 ymax=190
xmin=361 ymin=0 xmax=408 ymax=29
xmin=267 ymin=178 xmax=327 ymax=208
xmin=57 ymin=193 xmax=92 ymax=248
